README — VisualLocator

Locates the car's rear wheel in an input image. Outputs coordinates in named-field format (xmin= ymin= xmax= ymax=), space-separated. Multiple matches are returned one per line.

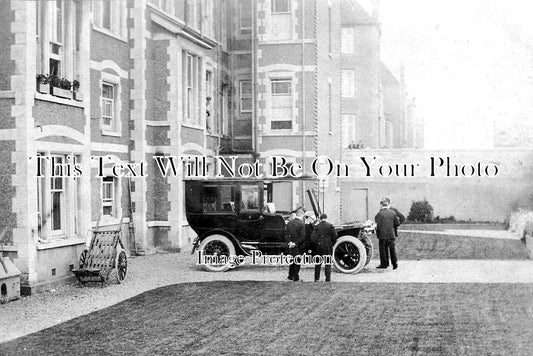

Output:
xmin=333 ymin=235 xmax=367 ymax=274
xmin=197 ymin=234 xmax=236 ymax=272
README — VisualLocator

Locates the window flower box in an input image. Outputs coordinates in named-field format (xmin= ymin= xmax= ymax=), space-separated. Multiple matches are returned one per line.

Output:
xmin=36 ymin=74 xmax=50 ymax=94
xmin=37 ymin=83 xmax=50 ymax=94
xmin=51 ymin=86 xmax=73 ymax=99
xmin=49 ymin=76 xmax=73 ymax=100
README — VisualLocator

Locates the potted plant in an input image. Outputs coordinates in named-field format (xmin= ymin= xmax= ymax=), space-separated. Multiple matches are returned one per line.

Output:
xmin=50 ymin=76 xmax=73 ymax=99
xmin=36 ymin=74 xmax=50 ymax=94
xmin=72 ymin=80 xmax=83 ymax=101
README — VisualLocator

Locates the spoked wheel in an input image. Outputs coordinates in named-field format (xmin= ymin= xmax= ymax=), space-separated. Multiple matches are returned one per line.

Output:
xmin=198 ymin=234 xmax=236 ymax=272
xmin=79 ymin=249 xmax=88 ymax=268
xmin=333 ymin=235 xmax=367 ymax=274
xmin=358 ymin=233 xmax=374 ymax=266
xmin=116 ymin=251 xmax=127 ymax=283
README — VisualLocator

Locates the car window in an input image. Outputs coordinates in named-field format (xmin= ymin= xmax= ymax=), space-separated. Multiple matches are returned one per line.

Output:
xmin=203 ymin=185 xmax=218 ymax=212
xmin=203 ymin=185 xmax=236 ymax=213
xmin=241 ymin=184 xmax=260 ymax=212
xmin=220 ymin=185 xmax=236 ymax=212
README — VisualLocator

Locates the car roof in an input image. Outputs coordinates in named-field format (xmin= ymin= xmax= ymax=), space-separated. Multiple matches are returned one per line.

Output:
xmin=183 ymin=175 xmax=319 ymax=182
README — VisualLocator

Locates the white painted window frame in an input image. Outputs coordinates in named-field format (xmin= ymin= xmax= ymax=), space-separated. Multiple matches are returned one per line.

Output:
xmin=268 ymin=76 xmax=294 ymax=132
xmin=37 ymin=152 xmax=82 ymax=242
xmin=239 ymin=80 xmax=253 ymax=114
xmin=341 ymin=69 xmax=355 ymax=98
xmin=341 ymin=27 xmax=355 ymax=54
xmin=100 ymin=71 xmax=122 ymax=136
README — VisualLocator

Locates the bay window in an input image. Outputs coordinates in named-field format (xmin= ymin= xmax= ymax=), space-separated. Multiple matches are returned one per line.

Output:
xmin=36 ymin=0 xmax=80 ymax=86
xmin=36 ymin=153 xmax=81 ymax=242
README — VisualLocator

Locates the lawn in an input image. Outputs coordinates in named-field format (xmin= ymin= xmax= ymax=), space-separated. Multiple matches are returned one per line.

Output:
xmin=371 ymin=232 xmax=528 ymax=260
xmin=401 ymin=223 xmax=505 ymax=231
xmin=1 ymin=281 xmax=532 ymax=355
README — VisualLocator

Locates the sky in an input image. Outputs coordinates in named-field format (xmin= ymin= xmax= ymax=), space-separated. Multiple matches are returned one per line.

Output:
xmin=379 ymin=0 xmax=533 ymax=149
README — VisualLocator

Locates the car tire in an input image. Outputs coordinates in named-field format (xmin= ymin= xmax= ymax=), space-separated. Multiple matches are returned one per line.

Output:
xmin=358 ymin=233 xmax=374 ymax=266
xmin=333 ymin=235 xmax=367 ymax=274
xmin=197 ymin=234 xmax=236 ymax=272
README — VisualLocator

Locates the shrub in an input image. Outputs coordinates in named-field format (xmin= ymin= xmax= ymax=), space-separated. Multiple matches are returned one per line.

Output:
xmin=508 ymin=209 xmax=533 ymax=241
xmin=407 ymin=199 xmax=434 ymax=222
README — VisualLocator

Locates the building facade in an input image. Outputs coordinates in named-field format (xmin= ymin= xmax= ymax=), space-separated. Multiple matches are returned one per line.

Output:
xmin=0 ymin=0 xmax=418 ymax=292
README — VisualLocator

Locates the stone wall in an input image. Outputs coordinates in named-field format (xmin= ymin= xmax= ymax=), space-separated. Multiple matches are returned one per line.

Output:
xmin=337 ymin=149 xmax=533 ymax=223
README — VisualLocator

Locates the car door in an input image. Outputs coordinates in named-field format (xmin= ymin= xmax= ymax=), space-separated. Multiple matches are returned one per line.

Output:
xmin=237 ymin=182 xmax=264 ymax=242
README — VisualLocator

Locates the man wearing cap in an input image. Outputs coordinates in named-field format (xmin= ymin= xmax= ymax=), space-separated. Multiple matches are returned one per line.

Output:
xmin=374 ymin=197 xmax=400 ymax=269
xmin=311 ymin=213 xmax=337 ymax=282
xmin=286 ymin=210 xmax=306 ymax=281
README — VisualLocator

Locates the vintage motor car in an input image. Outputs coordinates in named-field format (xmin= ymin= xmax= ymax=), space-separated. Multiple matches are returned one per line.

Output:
xmin=186 ymin=178 xmax=374 ymax=274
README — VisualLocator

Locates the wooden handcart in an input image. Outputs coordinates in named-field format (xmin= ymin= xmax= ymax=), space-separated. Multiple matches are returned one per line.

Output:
xmin=72 ymin=216 xmax=128 ymax=285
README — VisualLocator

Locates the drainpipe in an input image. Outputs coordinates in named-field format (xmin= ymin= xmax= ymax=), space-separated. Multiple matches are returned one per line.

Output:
xmin=301 ymin=0 xmax=306 ymax=204
xmin=216 ymin=1 xmax=223 ymax=156
xmin=252 ymin=0 xmax=258 ymax=155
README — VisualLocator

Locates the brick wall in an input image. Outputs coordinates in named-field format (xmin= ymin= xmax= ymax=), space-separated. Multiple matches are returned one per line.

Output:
xmin=0 ymin=1 xmax=14 ymax=90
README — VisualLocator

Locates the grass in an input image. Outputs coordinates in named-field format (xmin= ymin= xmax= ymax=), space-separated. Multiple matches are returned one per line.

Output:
xmin=370 ymin=232 xmax=528 ymax=260
xmin=401 ymin=223 xmax=505 ymax=231
xmin=1 ymin=281 xmax=532 ymax=355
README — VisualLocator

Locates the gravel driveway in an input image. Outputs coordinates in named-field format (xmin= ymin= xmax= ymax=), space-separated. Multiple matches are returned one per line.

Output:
xmin=1 ymin=248 xmax=532 ymax=343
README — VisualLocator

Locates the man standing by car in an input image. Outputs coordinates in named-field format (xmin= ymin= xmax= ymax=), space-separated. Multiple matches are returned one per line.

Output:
xmin=286 ymin=210 xmax=305 ymax=281
xmin=375 ymin=197 xmax=400 ymax=270
xmin=390 ymin=204 xmax=405 ymax=238
xmin=311 ymin=213 xmax=337 ymax=282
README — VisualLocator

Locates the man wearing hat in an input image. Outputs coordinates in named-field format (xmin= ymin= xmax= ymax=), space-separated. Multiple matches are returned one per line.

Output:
xmin=311 ymin=213 xmax=337 ymax=282
xmin=374 ymin=197 xmax=400 ymax=269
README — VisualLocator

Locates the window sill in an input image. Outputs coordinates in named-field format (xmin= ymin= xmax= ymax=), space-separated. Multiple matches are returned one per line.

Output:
xmin=206 ymin=132 xmax=227 ymax=138
xmin=182 ymin=122 xmax=204 ymax=131
xmin=35 ymin=92 xmax=85 ymax=108
xmin=92 ymin=25 xmax=128 ymax=43
xmin=93 ymin=216 xmax=130 ymax=227
xmin=101 ymin=130 xmax=122 ymax=137
xmin=37 ymin=236 xmax=85 ymax=250
xmin=260 ymin=130 xmax=296 ymax=136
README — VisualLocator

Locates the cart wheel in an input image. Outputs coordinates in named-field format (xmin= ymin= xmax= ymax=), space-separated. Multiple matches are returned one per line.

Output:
xmin=79 ymin=249 xmax=88 ymax=268
xmin=116 ymin=251 xmax=127 ymax=283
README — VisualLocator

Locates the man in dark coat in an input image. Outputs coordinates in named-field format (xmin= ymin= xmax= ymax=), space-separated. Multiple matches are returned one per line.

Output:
xmin=375 ymin=197 xmax=400 ymax=269
xmin=390 ymin=206 xmax=405 ymax=238
xmin=286 ymin=210 xmax=306 ymax=281
xmin=311 ymin=213 xmax=337 ymax=282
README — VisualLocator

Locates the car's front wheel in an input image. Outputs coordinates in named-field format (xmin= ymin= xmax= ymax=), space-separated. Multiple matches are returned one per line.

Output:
xmin=332 ymin=235 xmax=367 ymax=274
xmin=197 ymin=234 xmax=236 ymax=272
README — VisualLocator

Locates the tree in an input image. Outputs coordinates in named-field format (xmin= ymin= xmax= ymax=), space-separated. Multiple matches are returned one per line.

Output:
xmin=407 ymin=199 xmax=434 ymax=222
